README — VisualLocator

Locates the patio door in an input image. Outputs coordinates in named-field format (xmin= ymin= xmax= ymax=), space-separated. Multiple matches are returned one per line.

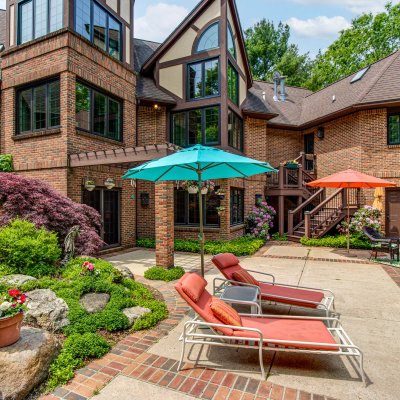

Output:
xmin=385 ymin=188 xmax=400 ymax=237
xmin=304 ymin=133 xmax=314 ymax=171
xmin=83 ymin=188 xmax=121 ymax=247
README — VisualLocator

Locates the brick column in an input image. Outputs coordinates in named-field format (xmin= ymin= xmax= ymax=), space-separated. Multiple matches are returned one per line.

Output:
xmin=155 ymin=181 xmax=174 ymax=268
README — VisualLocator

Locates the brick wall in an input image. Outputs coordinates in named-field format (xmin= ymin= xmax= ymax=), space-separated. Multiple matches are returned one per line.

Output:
xmin=137 ymin=106 xmax=167 ymax=146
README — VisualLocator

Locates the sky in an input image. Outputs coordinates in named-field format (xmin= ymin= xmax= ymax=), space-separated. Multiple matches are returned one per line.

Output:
xmin=134 ymin=0 xmax=396 ymax=58
xmin=0 ymin=0 xmax=396 ymax=57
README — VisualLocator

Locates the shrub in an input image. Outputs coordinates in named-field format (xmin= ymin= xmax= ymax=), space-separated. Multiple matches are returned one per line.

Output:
xmin=271 ymin=232 xmax=288 ymax=241
xmin=246 ymin=202 xmax=276 ymax=239
xmin=300 ymin=235 xmax=371 ymax=250
xmin=137 ymin=236 xmax=265 ymax=256
xmin=0 ymin=219 xmax=61 ymax=277
xmin=338 ymin=206 xmax=382 ymax=237
xmin=144 ymin=266 xmax=185 ymax=282
xmin=0 ymin=173 xmax=103 ymax=256
xmin=0 ymin=155 xmax=13 ymax=172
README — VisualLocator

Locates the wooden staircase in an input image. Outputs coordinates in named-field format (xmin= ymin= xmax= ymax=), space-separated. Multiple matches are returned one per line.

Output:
xmin=288 ymin=188 xmax=361 ymax=242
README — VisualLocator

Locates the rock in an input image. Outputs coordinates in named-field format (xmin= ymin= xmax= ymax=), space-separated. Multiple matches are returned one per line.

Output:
xmin=80 ymin=293 xmax=110 ymax=313
xmin=114 ymin=265 xmax=135 ymax=280
xmin=0 ymin=327 xmax=59 ymax=400
xmin=123 ymin=306 xmax=151 ymax=326
xmin=0 ymin=274 xmax=37 ymax=286
xmin=26 ymin=289 xmax=69 ymax=331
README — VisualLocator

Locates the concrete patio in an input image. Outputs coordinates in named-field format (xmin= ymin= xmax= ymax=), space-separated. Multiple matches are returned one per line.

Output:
xmin=65 ymin=245 xmax=400 ymax=400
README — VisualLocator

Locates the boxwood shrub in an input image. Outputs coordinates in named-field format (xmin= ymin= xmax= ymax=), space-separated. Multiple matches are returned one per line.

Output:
xmin=144 ymin=266 xmax=185 ymax=282
xmin=300 ymin=235 xmax=371 ymax=249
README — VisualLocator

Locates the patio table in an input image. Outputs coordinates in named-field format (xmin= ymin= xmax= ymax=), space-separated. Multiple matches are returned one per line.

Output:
xmin=220 ymin=285 xmax=261 ymax=314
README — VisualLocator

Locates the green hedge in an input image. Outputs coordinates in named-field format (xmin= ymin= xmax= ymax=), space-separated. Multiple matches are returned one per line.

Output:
xmin=300 ymin=235 xmax=371 ymax=250
xmin=17 ymin=257 xmax=168 ymax=390
xmin=0 ymin=154 xmax=13 ymax=172
xmin=137 ymin=236 xmax=265 ymax=256
xmin=144 ymin=266 xmax=185 ymax=282
xmin=0 ymin=219 xmax=61 ymax=277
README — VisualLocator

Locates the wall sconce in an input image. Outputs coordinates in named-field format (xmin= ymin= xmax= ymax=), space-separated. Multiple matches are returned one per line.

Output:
xmin=153 ymin=104 xmax=160 ymax=111
xmin=317 ymin=127 xmax=325 ymax=139
xmin=130 ymin=179 xmax=136 ymax=188
xmin=104 ymin=178 xmax=116 ymax=190
xmin=140 ymin=192 xmax=150 ymax=207
xmin=83 ymin=177 xmax=96 ymax=192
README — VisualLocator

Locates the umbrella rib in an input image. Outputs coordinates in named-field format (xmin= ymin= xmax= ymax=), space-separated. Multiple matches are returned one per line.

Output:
xmin=154 ymin=165 xmax=177 ymax=182
xmin=222 ymin=163 xmax=248 ymax=177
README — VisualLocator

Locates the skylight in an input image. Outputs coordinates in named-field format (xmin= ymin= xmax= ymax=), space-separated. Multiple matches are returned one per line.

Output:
xmin=351 ymin=66 xmax=370 ymax=83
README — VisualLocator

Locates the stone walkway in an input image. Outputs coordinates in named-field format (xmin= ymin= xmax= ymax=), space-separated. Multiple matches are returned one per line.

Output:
xmin=40 ymin=245 xmax=400 ymax=400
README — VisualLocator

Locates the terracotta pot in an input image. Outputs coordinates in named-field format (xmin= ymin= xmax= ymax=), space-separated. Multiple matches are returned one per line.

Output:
xmin=0 ymin=312 xmax=23 ymax=348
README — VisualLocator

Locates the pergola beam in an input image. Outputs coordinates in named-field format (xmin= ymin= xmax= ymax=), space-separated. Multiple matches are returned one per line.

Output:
xmin=69 ymin=143 xmax=179 ymax=168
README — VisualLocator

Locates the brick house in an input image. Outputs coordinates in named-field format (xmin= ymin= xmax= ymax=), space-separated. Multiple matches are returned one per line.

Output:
xmin=1 ymin=0 xmax=399 ymax=266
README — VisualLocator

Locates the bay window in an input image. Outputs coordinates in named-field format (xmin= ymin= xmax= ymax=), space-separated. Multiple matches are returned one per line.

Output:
xmin=17 ymin=80 xmax=60 ymax=134
xmin=172 ymin=107 xmax=220 ymax=147
xmin=76 ymin=82 xmax=122 ymax=141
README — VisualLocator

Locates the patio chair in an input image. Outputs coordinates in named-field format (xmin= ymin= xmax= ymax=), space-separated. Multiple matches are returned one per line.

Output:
xmin=212 ymin=253 xmax=335 ymax=316
xmin=362 ymin=226 xmax=400 ymax=261
xmin=175 ymin=273 xmax=365 ymax=384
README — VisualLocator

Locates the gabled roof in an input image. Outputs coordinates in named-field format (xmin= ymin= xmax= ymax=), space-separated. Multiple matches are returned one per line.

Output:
xmin=133 ymin=38 xmax=161 ymax=73
xmin=0 ymin=10 xmax=6 ymax=47
xmin=251 ymin=51 xmax=400 ymax=128
xmin=140 ymin=0 xmax=253 ymax=87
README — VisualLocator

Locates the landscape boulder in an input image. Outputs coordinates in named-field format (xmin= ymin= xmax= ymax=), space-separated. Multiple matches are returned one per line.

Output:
xmin=114 ymin=265 xmax=135 ymax=280
xmin=0 ymin=274 xmax=37 ymax=286
xmin=123 ymin=306 xmax=151 ymax=325
xmin=0 ymin=327 xmax=59 ymax=400
xmin=26 ymin=289 xmax=69 ymax=331
xmin=80 ymin=293 xmax=110 ymax=313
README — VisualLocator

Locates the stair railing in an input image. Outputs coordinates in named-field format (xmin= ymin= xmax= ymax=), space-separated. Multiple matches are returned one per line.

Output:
xmin=288 ymin=188 xmax=325 ymax=235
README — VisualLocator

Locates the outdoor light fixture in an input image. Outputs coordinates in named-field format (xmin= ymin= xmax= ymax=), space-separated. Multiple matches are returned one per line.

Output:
xmin=153 ymin=104 xmax=160 ymax=110
xmin=317 ymin=127 xmax=325 ymax=139
xmin=83 ymin=177 xmax=96 ymax=192
xmin=104 ymin=178 xmax=116 ymax=190
xmin=130 ymin=179 xmax=136 ymax=188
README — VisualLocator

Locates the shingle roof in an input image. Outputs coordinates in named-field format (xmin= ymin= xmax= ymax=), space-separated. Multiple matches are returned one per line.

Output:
xmin=253 ymin=51 xmax=400 ymax=128
xmin=0 ymin=10 xmax=6 ymax=47
xmin=133 ymin=38 xmax=176 ymax=105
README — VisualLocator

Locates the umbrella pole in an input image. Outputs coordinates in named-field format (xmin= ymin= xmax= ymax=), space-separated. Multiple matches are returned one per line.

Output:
xmin=347 ymin=203 xmax=350 ymax=255
xmin=198 ymin=170 xmax=205 ymax=277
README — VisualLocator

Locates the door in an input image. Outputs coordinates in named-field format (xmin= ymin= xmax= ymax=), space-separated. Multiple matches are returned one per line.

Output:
xmin=83 ymin=188 xmax=121 ymax=247
xmin=386 ymin=188 xmax=400 ymax=237
xmin=304 ymin=133 xmax=314 ymax=171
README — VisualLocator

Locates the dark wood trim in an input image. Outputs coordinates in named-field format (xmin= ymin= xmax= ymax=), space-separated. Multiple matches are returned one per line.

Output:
xmin=191 ymin=18 xmax=220 ymax=54
xmin=385 ymin=187 xmax=400 ymax=236
xmin=158 ymin=49 xmax=220 ymax=69
xmin=220 ymin=0 xmax=229 ymax=149
xmin=227 ymin=52 xmax=246 ymax=81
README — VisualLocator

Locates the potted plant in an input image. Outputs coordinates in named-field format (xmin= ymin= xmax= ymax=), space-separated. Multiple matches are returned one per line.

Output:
xmin=215 ymin=188 xmax=225 ymax=200
xmin=0 ymin=289 xmax=28 ymax=347
xmin=284 ymin=160 xmax=300 ymax=169
xmin=201 ymin=180 xmax=216 ymax=195
xmin=84 ymin=178 xmax=96 ymax=191
xmin=216 ymin=206 xmax=225 ymax=217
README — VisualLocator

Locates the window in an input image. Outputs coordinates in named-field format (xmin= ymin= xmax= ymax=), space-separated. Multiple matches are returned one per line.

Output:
xmin=388 ymin=114 xmax=400 ymax=145
xmin=174 ymin=189 xmax=220 ymax=226
xmin=76 ymin=82 xmax=122 ymax=141
xmin=75 ymin=0 xmax=122 ymax=61
xmin=227 ymin=23 xmax=236 ymax=59
xmin=228 ymin=110 xmax=243 ymax=151
xmin=171 ymin=107 xmax=220 ymax=147
xmin=188 ymin=58 xmax=219 ymax=100
xmin=228 ymin=63 xmax=239 ymax=105
xmin=196 ymin=22 xmax=219 ymax=52
xmin=18 ymin=0 xmax=63 ymax=44
xmin=17 ymin=80 xmax=60 ymax=134
xmin=230 ymin=188 xmax=244 ymax=225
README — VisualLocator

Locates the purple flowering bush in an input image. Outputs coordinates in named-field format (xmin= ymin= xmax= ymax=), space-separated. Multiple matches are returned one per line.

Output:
xmin=246 ymin=201 xmax=276 ymax=240
xmin=0 ymin=173 xmax=103 ymax=256
xmin=338 ymin=205 xmax=382 ymax=236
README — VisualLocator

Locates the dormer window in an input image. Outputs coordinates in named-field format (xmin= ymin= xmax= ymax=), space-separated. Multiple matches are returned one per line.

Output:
xmin=227 ymin=23 xmax=236 ymax=59
xmin=196 ymin=22 xmax=219 ymax=53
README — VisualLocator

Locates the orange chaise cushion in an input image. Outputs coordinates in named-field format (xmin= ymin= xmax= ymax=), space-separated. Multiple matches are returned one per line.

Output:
xmin=210 ymin=298 xmax=242 ymax=327
xmin=181 ymin=273 xmax=207 ymax=303
xmin=212 ymin=253 xmax=240 ymax=269
xmin=232 ymin=269 xmax=259 ymax=287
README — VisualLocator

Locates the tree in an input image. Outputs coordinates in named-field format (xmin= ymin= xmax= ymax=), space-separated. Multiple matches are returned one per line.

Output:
xmin=244 ymin=19 xmax=312 ymax=87
xmin=0 ymin=173 xmax=104 ymax=255
xmin=307 ymin=3 xmax=400 ymax=91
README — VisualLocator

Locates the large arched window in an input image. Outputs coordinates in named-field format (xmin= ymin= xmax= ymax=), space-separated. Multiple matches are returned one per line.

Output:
xmin=227 ymin=23 xmax=236 ymax=59
xmin=196 ymin=22 xmax=219 ymax=53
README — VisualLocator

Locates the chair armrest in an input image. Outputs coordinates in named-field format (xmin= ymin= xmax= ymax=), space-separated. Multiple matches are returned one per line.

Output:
xmin=245 ymin=269 xmax=275 ymax=284
xmin=266 ymin=282 xmax=335 ymax=297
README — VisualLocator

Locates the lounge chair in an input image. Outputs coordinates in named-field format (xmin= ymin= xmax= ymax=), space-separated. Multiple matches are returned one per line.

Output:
xmin=212 ymin=253 xmax=335 ymax=316
xmin=175 ymin=273 xmax=365 ymax=384
xmin=362 ymin=226 xmax=400 ymax=261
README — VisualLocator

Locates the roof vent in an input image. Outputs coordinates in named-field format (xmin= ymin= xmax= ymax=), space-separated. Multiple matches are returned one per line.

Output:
xmin=262 ymin=91 xmax=266 ymax=101
xmin=332 ymin=95 xmax=336 ymax=102
xmin=273 ymin=71 xmax=286 ymax=102
xmin=351 ymin=66 xmax=370 ymax=83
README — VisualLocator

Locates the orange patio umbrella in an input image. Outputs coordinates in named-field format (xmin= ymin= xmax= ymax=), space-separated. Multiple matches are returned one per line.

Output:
xmin=307 ymin=169 xmax=396 ymax=254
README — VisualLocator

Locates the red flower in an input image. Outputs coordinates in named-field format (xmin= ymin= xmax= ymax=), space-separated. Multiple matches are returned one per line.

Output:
xmin=18 ymin=294 xmax=27 ymax=304
xmin=8 ymin=289 xmax=20 ymax=298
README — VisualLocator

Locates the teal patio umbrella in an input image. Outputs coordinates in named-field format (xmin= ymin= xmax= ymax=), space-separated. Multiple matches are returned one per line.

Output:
xmin=123 ymin=144 xmax=277 ymax=276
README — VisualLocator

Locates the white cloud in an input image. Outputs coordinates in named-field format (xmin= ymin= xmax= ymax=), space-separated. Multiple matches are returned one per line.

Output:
xmin=134 ymin=3 xmax=189 ymax=42
xmin=286 ymin=16 xmax=351 ymax=38
xmin=290 ymin=0 xmax=388 ymax=14
xmin=0 ymin=0 xmax=5 ymax=10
